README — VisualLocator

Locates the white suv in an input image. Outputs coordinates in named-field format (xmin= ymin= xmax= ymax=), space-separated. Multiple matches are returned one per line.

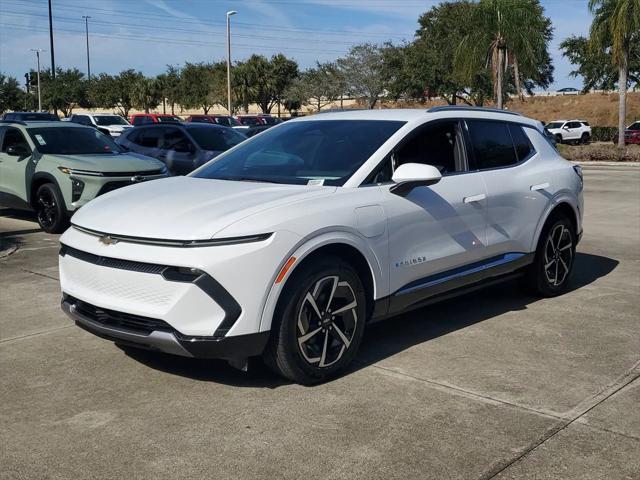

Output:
xmin=545 ymin=120 xmax=591 ymax=144
xmin=59 ymin=107 xmax=584 ymax=384
xmin=68 ymin=114 xmax=132 ymax=137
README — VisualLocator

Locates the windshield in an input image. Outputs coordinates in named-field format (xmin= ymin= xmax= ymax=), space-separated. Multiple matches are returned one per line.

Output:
xmin=193 ymin=120 xmax=405 ymax=186
xmin=188 ymin=126 xmax=246 ymax=151
xmin=28 ymin=127 xmax=122 ymax=154
xmin=628 ymin=122 xmax=640 ymax=131
xmin=157 ymin=116 xmax=182 ymax=123
xmin=12 ymin=113 xmax=59 ymax=121
xmin=546 ymin=122 xmax=564 ymax=129
xmin=94 ymin=115 xmax=129 ymax=126
xmin=239 ymin=117 xmax=262 ymax=126
xmin=260 ymin=116 xmax=280 ymax=125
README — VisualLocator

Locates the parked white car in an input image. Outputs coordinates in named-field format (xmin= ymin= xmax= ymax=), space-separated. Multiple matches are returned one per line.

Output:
xmin=545 ymin=120 xmax=591 ymax=144
xmin=59 ymin=107 xmax=584 ymax=384
xmin=68 ymin=114 xmax=132 ymax=137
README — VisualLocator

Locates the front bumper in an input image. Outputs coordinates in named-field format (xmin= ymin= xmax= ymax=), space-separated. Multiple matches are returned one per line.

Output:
xmin=62 ymin=295 xmax=269 ymax=359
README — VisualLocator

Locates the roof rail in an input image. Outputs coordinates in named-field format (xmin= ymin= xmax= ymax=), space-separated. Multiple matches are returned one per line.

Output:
xmin=427 ymin=105 xmax=522 ymax=116
xmin=0 ymin=120 xmax=28 ymax=125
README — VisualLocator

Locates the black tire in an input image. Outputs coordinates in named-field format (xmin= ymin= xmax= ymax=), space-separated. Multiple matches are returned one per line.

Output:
xmin=581 ymin=133 xmax=590 ymax=145
xmin=555 ymin=134 xmax=563 ymax=144
xmin=34 ymin=183 xmax=69 ymax=234
xmin=264 ymin=255 xmax=367 ymax=384
xmin=522 ymin=215 xmax=576 ymax=297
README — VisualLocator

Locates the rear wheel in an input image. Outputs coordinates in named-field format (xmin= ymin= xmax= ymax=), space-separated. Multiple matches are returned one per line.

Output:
xmin=34 ymin=183 xmax=69 ymax=234
xmin=580 ymin=133 xmax=590 ymax=144
xmin=522 ymin=215 xmax=575 ymax=297
xmin=264 ymin=256 xmax=366 ymax=384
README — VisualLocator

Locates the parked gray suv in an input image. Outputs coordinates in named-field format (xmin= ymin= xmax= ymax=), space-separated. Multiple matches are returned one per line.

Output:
xmin=116 ymin=123 xmax=246 ymax=175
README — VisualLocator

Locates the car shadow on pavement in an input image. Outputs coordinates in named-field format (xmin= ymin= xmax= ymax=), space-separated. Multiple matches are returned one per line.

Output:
xmin=120 ymin=252 xmax=618 ymax=388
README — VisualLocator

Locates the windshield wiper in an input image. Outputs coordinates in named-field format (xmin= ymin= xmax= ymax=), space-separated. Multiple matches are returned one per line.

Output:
xmin=219 ymin=176 xmax=286 ymax=184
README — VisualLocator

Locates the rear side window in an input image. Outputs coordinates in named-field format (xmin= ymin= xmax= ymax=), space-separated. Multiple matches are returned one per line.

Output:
xmin=132 ymin=128 xmax=163 ymax=148
xmin=509 ymin=125 xmax=535 ymax=162
xmin=467 ymin=120 xmax=517 ymax=170
xmin=132 ymin=116 xmax=151 ymax=126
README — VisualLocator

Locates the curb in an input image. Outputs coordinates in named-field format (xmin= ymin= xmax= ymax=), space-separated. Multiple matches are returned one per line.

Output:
xmin=575 ymin=161 xmax=640 ymax=167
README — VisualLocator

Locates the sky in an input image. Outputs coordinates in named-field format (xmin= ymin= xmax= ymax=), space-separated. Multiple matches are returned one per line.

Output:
xmin=0 ymin=0 xmax=592 ymax=90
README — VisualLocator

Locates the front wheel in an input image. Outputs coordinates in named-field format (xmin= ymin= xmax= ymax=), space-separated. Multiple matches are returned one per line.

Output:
xmin=264 ymin=256 xmax=367 ymax=384
xmin=34 ymin=183 xmax=69 ymax=234
xmin=581 ymin=133 xmax=590 ymax=145
xmin=522 ymin=216 xmax=575 ymax=297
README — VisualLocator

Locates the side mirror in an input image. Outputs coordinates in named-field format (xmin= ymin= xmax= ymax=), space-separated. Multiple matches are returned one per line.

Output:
xmin=390 ymin=163 xmax=442 ymax=196
xmin=6 ymin=145 xmax=30 ymax=157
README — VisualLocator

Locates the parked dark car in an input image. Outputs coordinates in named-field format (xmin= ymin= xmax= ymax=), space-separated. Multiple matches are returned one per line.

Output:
xmin=116 ymin=123 xmax=246 ymax=175
xmin=1 ymin=112 xmax=59 ymax=121
xmin=186 ymin=115 xmax=241 ymax=128
xmin=244 ymin=124 xmax=273 ymax=138
xmin=129 ymin=114 xmax=182 ymax=126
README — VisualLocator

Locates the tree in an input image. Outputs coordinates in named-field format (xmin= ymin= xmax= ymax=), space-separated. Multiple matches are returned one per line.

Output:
xmin=338 ymin=43 xmax=386 ymax=108
xmin=290 ymin=62 xmax=343 ymax=111
xmin=561 ymin=35 xmax=640 ymax=92
xmin=132 ymin=76 xmax=161 ymax=113
xmin=39 ymin=68 xmax=89 ymax=116
xmin=88 ymin=73 xmax=119 ymax=110
xmin=156 ymin=65 xmax=181 ymax=114
xmin=0 ymin=74 xmax=26 ymax=113
xmin=588 ymin=0 xmax=640 ymax=148
xmin=112 ymin=69 xmax=145 ymax=117
xmin=270 ymin=54 xmax=299 ymax=116
xmin=455 ymin=0 xmax=554 ymax=108
xmin=179 ymin=62 xmax=225 ymax=114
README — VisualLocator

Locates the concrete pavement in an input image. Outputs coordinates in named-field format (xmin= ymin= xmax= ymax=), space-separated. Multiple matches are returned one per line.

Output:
xmin=1 ymin=165 xmax=638 ymax=479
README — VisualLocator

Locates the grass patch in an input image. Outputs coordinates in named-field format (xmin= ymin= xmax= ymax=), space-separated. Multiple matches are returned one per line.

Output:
xmin=557 ymin=142 xmax=640 ymax=162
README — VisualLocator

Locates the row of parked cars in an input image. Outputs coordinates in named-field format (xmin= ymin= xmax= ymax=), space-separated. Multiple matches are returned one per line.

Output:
xmin=0 ymin=111 xmax=283 ymax=233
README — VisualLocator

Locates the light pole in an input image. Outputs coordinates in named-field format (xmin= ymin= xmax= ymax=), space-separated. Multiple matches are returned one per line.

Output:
xmin=30 ymin=48 xmax=45 ymax=111
xmin=82 ymin=15 xmax=91 ymax=80
xmin=226 ymin=10 xmax=237 ymax=115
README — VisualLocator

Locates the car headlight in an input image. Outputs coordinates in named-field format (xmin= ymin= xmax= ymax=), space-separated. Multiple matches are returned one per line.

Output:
xmin=58 ymin=166 xmax=103 ymax=177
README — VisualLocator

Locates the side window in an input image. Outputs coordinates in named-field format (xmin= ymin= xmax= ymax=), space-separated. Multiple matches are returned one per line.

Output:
xmin=132 ymin=116 xmax=151 ymax=126
xmin=133 ymin=128 xmax=163 ymax=148
xmin=1 ymin=128 xmax=29 ymax=152
xmin=567 ymin=122 xmax=580 ymax=129
xmin=509 ymin=125 xmax=535 ymax=162
xmin=160 ymin=128 xmax=192 ymax=152
xmin=467 ymin=120 xmax=517 ymax=170
xmin=364 ymin=120 xmax=464 ymax=184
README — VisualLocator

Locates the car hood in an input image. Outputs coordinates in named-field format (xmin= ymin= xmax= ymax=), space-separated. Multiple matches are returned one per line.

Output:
xmin=46 ymin=152 xmax=164 ymax=173
xmin=71 ymin=176 xmax=336 ymax=240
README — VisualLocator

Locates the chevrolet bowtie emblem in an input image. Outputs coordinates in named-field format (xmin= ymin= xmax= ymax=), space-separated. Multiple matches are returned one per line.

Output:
xmin=99 ymin=235 xmax=118 ymax=246
xmin=131 ymin=175 xmax=145 ymax=182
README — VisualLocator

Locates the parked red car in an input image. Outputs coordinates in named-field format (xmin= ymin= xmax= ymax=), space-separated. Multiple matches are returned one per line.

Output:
xmin=129 ymin=114 xmax=182 ymax=126
xmin=185 ymin=115 xmax=240 ymax=127
xmin=623 ymin=121 xmax=640 ymax=145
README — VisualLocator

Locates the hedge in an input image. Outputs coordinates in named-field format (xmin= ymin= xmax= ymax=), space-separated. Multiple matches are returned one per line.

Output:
xmin=591 ymin=126 xmax=618 ymax=142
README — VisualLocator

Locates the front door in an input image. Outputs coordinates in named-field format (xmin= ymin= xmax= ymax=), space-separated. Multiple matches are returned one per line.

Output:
xmin=374 ymin=120 xmax=488 ymax=309
xmin=0 ymin=127 xmax=32 ymax=202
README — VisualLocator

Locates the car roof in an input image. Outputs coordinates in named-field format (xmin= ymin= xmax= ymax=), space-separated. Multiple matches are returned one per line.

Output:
xmin=21 ymin=121 xmax=86 ymax=128
xmin=291 ymin=108 xmax=541 ymax=128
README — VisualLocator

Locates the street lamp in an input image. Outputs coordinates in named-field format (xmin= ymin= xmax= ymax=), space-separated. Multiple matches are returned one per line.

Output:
xmin=30 ymin=48 xmax=45 ymax=111
xmin=226 ymin=10 xmax=237 ymax=115
xmin=82 ymin=16 xmax=91 ymax=80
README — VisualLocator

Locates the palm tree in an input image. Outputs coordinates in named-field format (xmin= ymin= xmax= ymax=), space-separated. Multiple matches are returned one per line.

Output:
xmin=456 ymin=0 xmax=551 ymax=109
xmin=588 ymin=0 xmax=640 ymax=149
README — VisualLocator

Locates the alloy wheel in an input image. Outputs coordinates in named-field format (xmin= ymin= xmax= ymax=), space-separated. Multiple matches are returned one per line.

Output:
xmin=296 ymin=275 xmax=358 ymax=368
xmin=36 ymin=188 xmax=57 ymax=229
xmin=543 ymin=224 xmax=573 ymax=286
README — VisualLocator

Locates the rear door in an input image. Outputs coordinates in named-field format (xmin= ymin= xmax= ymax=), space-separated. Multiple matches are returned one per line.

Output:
xmin=467 ymin=119 xmax=549 ymax=257
xmin=564 ymin=121 xmax=581 ymax=141
xmin=126 ymin=127 xmax=165 ymax=159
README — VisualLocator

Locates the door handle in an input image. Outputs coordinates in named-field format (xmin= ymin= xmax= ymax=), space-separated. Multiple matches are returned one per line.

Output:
xmin=530 ymin=182 xmax=550 ymax=191
xmin=463 ymin=193 xmax=486 ymax=203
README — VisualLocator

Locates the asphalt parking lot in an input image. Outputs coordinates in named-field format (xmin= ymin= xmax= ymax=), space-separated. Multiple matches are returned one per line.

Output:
xmin=1 ymin=164 xmax=638 ymax=480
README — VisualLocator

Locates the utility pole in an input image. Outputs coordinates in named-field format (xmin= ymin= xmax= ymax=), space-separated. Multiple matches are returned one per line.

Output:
xmin=30 ymin=49 xmax=45 ymax=111
xmin=82 ymin=15 xmax=91 ymax=80
xmin=226 ymin=10 xmax=237 ymax=115
xmin=48 ymin=0 xmax=55 ymax=78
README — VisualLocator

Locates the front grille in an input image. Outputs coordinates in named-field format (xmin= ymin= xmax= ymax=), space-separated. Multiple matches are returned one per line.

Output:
xmin=60 ymin=244 xmax=167 ymax=274
xmin=69 ymin=296 xmax=174 ymax=335
xmin=96 ymin=181 xmax=135 ymax=197
xmin=103 ymin=169 xmax=166 ymax=177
